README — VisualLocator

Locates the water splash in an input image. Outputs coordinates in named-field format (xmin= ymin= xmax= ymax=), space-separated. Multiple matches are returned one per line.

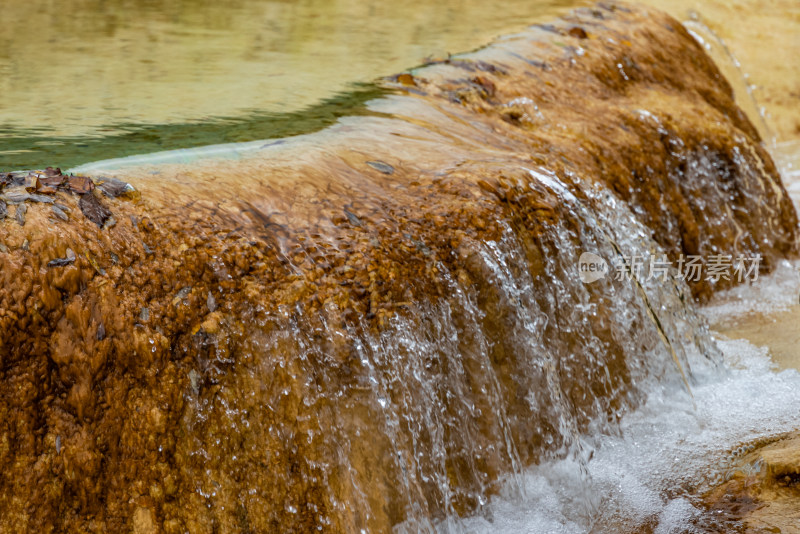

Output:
xmin=457 ymin=264 xmax=800 ymax=533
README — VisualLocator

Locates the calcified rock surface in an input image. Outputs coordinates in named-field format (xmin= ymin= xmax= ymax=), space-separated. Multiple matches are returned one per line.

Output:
xmin=0 ymin=3 xmax=796 ymax=533
xmin=704 ymin=432 xmax=800 ymax=532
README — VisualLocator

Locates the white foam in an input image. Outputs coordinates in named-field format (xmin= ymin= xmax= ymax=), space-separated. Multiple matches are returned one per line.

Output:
xmin=451 ymin=134 xmax=800 ymax=531
xmin=455 ymin=332 xmax=800 ymax=533
xmin=701 ymin=260 xmax=800 ymax=323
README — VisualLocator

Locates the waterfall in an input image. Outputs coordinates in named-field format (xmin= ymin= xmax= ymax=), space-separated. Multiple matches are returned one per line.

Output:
xmin=0 ymin=4 xmax=796 ymax=533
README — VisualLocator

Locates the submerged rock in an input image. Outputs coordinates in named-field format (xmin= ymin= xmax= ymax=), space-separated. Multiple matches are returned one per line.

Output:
xmin=0 ymin=3 xmax=796 ymax=533
xmin=702 ymin=433 xmax=800 ymax=531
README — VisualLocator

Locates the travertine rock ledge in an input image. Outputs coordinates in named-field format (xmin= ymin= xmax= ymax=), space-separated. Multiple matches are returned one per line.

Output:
xmin=0 ymin=3 xmax=796 ymax=533
xmin=704 ymin=432 xmax=800 ymax=532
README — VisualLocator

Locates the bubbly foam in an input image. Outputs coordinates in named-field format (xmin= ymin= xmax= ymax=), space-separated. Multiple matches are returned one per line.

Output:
xmin=702 ymin=259 xmax=800 ymax=323
xmin=453 ymin=266 xmax=800 ymax=533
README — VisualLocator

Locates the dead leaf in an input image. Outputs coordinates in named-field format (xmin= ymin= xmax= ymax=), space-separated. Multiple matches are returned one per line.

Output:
xmin=366 ymin=161 xmax=394 ymax=175
xmin=22 ymin=174 xmax=37 ymax=193
xmin=396 ymin=73 xmax=417 ymax=87
xmin=2 ymin=191 xmax=54 ymax=204
xmin=51 ymin=205 xmax=69 ymax=221
xmin=472 ymin=76 xmax=496 ymax=97
xmin=48 ymin=248 xmax=76 ymax=267
xmin=36 ymin=183 xmax=59 ymax=194
xmin=68 ymin=175 xmax=95 ymax=195
xmin=96 ymin=177 xmax=135 ymax=198
xmin=84 ymin=252 xmax=106 ymax=276
xmin=37 ymin=168 xmax=65 ymax=192
xmin=568 ymin=26 xmax=588 ymax=39
xmin=343 ymin=208 xmax=362 ymax=227
xmin=15 ymin=204 xmax=26 ymax=226
xmin=79 ymin=193 xmax=111 ymax=227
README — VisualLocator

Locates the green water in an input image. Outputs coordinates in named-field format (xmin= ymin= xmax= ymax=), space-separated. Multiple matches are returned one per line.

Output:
xmin=4 ymin=0 xmax=795 ymax=173
xmin=0 ymin=0 xmax=576 ymax=171
xmin=0 ymin=84 xmax=389 ymax=171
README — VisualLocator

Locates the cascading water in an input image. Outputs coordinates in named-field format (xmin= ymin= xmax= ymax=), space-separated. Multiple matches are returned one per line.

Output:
xmin=0 ymin=3 xmax=798 ymax=533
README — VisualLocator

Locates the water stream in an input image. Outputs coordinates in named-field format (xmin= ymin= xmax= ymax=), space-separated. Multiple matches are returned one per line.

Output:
xmin=1 ymin=2 xmax=800 ymax=533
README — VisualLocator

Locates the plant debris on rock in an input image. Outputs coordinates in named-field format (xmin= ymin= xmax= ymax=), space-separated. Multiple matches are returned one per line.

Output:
xmin=0 ymin=167 xmax=134 ymax=228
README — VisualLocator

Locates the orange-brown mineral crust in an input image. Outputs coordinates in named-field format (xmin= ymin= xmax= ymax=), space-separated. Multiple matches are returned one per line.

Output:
xmin=701 ymin=433 xmax=800 ymax=532
xmin=0 ymin=3 xmax=796 ymax=533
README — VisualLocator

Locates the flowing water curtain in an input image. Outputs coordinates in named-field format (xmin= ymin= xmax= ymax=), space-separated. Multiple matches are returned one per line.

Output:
xmin=173 ymin=162 xmax=721 ymax=532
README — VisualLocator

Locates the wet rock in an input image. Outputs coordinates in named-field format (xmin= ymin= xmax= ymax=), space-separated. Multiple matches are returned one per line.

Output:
xmin=703 ymin=433 xmax=800 ymax=532
xmin=163 ymin=518 xmax=182 ymax=534
xmin=163 ymin=475 xmax=177 ymax=497
xmin=173 ymin=287 xmax=192 ymax=306
xmin=188 ymin=370 xmax=200 ymax=396
xmin=472 ymin=75 xmax=497 ymax=97
xmin=195 ymin=312 xmax=222 ymax=335
xmin=85 ymin=253 xmax=106 ymax=276
xmin=132 ymin=507 xmax=156 ymax=534
xmin=533 ymin=23 xmax=559 ymax=34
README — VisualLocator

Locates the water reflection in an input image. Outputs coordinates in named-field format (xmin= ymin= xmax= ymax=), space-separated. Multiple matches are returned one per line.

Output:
xmin=2 ymin=0 xmax=797 ymax=172
xmin=0 ymin=0 xmax=574 ymax=170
